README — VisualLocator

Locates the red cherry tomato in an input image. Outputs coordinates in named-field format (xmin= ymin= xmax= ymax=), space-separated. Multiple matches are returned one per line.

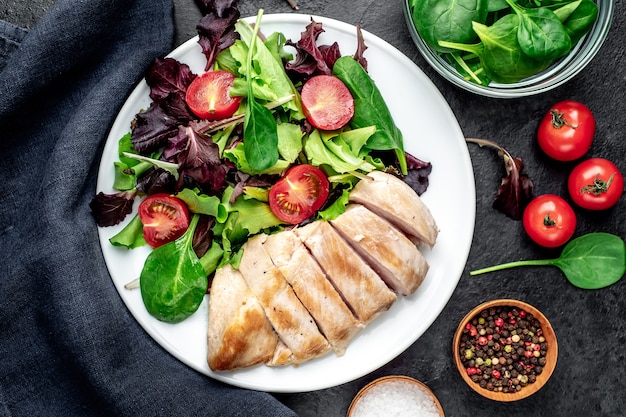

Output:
xmin=567 ymin=157 xmax=624 ymax=210
xmin=185 ymin=70 xmax=242 ymax=120
xmin=138 ymin=194 xmax=190 ymax=248
xmin=523 ymin=194 xmax=576 ymax=248
xmin=301 ymin=75 xmax=354 ymax=131
xmin=537 ymin=100 xmax=595 ymax=161
xmin=269 ymin=164 xmax=330 ymax=224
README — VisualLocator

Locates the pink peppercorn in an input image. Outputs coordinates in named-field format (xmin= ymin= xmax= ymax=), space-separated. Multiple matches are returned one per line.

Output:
xmin=495 ymin=318 xmax=504 ymax=327
xmin=492 ymin=370 xmax=501 ymax=379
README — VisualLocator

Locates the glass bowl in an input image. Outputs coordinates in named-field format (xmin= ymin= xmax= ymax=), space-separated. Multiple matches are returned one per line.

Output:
xmin=403 ymin=0 xmax=614 ymax=98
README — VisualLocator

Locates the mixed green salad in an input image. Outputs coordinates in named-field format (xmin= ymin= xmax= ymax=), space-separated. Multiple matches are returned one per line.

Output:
xmin=91 ymin=1 xmax=432 ymax=323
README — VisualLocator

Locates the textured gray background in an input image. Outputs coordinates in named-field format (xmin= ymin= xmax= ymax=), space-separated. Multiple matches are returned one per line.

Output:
xmin=3 ymin=0 xmax=625 ymax=416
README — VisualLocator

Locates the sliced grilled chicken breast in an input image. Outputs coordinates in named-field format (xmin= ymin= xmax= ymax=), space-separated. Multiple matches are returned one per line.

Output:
xmin=263 ymin=230 xmax=363 ymax=356
xmin=207 ymin=264 xmax=278 ymax=371
xmin=238 ymin=234 xmax=331 ymax=364
xmin=349 ymin=170 xmax=439 ymax=248
xmin=267 ymin=340 xmax=295 ymax=367
xmin=295 ymin=221 xmax=397 ymax=324
xmin=331 ymin=204 xmax=429 ymax=296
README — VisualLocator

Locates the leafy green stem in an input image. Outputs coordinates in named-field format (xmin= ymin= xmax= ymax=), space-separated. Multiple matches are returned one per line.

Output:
xmin=470 ymin=258 xmax=556 ymax=275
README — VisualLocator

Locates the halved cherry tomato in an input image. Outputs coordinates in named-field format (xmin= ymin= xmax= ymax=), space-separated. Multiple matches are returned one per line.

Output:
xmin=537 ymin=100 xmax=595 ymax=161
xmin=301 ymin=75 xmax=354 ymax=131
xmin=567 ymin=157 xmax=624 ymax=210
xmin=269 ymin=164 xmax=330 ymax=224
xmin=138 ymin=194 xmax=190 ymax=248
xmin=523 ymin=194 xmax=576 ymax=248
xmin=185 ymin=70 xmax=242 ymax=120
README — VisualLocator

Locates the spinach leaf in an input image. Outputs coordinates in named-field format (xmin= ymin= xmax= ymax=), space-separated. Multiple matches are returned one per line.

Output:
xmin=506 ymin=0 xmax=572 ymax=61
xmin=412 ymin=0 xmax=489 ymax=52
xmin=241 ymin=10 xmax=280 ymax=171
xmin=440 ymin=15 xmax=551 ymax=83
xmin=140 ymin=215 xmax=208 ymax=323
xmin=333 ymin=56 xmax=408 ymax=174
xmin=470 ymin=233 xmax=626 ymax=290
xmin=559 ymin=0 xmax=598 ymax=44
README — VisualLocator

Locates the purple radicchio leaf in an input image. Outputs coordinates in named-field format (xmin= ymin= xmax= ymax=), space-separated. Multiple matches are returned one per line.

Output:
xmin=130 ymin=102 xmax=180 ymax=154
xmin=405 ymin=153 xmax=432 ymax=196
xmin=89 ymin=190 xmax=136 ymax=227
xmin=196 ymin=6 xmax=240 ymax=71
xmin=466 ymin=138 xmax=534 ymax=220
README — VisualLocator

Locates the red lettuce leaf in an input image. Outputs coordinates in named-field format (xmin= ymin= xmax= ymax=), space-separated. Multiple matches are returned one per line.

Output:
xmin=194 ymin=0 xmax=238 ymax=17
xmin=165 ymin=126 xmax=229 ymax=193
xmin=405 ymin=153 xmax=432 ymax=196
xmin=352 ymin=24 xmax=368 ymax=71
xmin=90 ymin=190 xmax=136 ymax=227
xmin=196 ymin=7 xmax=240 ymax=71
xmin=135 ymin=168 xmax=177 ymax=195
xmin=493 ymin=156 xmax=534 ymax=220
xmin=130 ymin=102 xmax=180 ymax=154
xmin=145 ymin=57 xmax=196 ymax=104
xmin=466 ymin=138 xmax=534 ymax=220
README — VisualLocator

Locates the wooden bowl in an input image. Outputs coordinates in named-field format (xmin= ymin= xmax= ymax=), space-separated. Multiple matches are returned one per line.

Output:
xmin=453 ymin=299 xmax=558 ymax=402
xmin=347 ymin=375 xmax=444 ymax=417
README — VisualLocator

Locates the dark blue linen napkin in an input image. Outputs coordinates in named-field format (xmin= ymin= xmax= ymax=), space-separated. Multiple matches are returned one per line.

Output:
xmin=0 ymin=0 xmax=297 ymax=415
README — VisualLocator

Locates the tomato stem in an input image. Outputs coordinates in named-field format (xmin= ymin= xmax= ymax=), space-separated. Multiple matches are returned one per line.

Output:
xmin=580 ymin=173 xmax=615 ymax=196
xmin=550 ymin=109 xmax=578 ymax=129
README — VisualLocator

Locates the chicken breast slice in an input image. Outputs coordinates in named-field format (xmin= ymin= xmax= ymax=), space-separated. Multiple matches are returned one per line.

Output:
xmin=331 ymin=204 xmax=430 ymax=296
xmin=238 ymin=234 xmax=331 ymax=364
xmin=349 ymin=170 xmax=439 ymax=248
xmin=262 ymin=230 xmax=364 ymax=356
xmin=207 ymin=264 xmax=278 ymax=371
xmin=295 ymin=221 xmax=397 ymax=324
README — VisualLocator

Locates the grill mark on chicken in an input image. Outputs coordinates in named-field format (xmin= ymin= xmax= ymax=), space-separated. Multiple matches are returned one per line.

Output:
xmin=262 ymin=230 xmax=364 ymax=356
xmin=207 ymin=265 xmax=278 ymax=371
xmin=349 ymin=170 xmax=439 ymax=248
xmin=330 ymin=204 xmax=429 ymax=296
xmin=238 ymin=234 xmax=331 ymax=364
xmin=295 ymin=221 xmax=397 ymax=324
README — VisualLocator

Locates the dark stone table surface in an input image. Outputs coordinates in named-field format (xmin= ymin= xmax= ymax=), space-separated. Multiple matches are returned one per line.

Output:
xmin=4 ymin=0 xmax=625 ymax=415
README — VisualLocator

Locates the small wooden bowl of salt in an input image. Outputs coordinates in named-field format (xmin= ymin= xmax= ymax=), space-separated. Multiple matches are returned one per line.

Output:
xmin=347 ymin=375 xmax=444 ymax=417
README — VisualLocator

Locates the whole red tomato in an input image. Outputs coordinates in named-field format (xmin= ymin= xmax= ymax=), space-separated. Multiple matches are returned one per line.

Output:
xmin=568 ymin=158 xmax=624 ymax=210
xmin=537 ymin=100 xmax=595 ymax=161
xmin=523 ymin=194 xmax=577 ymax=248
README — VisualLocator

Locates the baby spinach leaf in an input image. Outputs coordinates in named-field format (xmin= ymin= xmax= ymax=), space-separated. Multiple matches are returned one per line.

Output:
xmin=470 ymin=233 xmax=626 ymax=290
xmin=506 ymin=0 xmax=572 ymax=61
xmin=140 ymin=215 xmax=208 ymax=323
xmin=333 ymin=56 xmax=408 ymax=174
xmin=411 ymin=0 xmax=489 ymax=52
xmin=560 ymin=0 xmax=598 ymax=44
xmin=240 ymin=10 xmax=279 ymax=172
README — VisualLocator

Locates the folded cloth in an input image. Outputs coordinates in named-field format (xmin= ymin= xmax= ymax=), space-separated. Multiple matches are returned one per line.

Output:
xmin=0 ymin=1 xmax=296 ymax=416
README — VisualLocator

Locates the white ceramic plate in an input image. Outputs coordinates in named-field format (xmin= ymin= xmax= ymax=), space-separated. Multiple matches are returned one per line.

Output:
xmin=96 ymin=13 xmax=475 ymax=393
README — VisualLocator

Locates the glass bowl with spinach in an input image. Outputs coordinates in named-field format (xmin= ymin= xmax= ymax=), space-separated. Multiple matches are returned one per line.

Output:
xmin=403 ymin=0 xmax=614 ymax=98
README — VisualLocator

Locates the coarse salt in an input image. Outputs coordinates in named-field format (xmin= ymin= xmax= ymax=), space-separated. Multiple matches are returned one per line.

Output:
xmin=350 ymin=379 xmax=441 ymax=417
